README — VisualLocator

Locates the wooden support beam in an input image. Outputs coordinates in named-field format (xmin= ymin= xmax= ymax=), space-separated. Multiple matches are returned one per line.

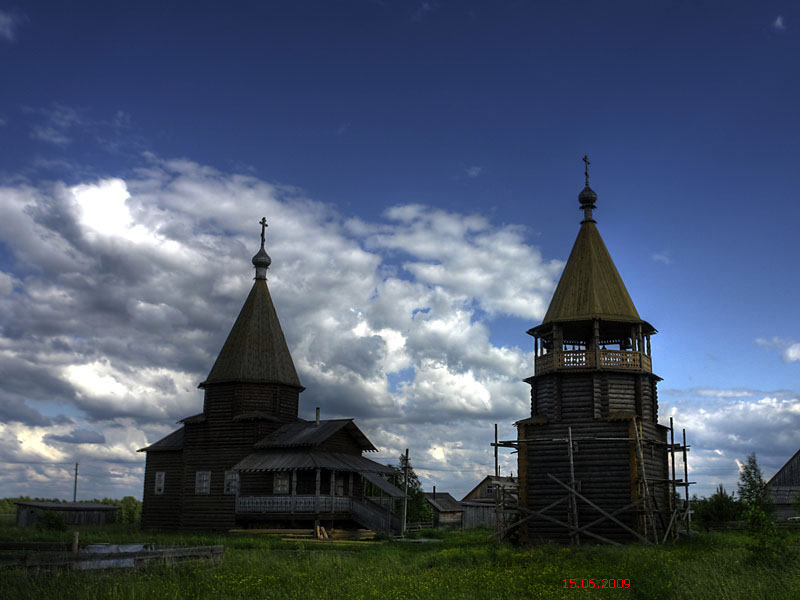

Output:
xmin=567 ymin=426 xmax=579 ymax=545
xmin=330 ymin=470 xmax=336 ymax=513
xmin=291 ymin=469 xmax=297 ymax=513
xmin=515 ymin=504 xmax=623 ymax=546
xmin=546 ymin=473 xmax=651 ymax=544
xmin=575 ymin=498 xmax=642 ymax=535
xmin=662 ymin=509 xmax=679 ymax=544
xmin=494 ymin=495 xmax=569 ymax=539
xmin=315 ymin=467 xmax=321 ymax=513
xmin=633 ymin=419 xmax=658 ymax=541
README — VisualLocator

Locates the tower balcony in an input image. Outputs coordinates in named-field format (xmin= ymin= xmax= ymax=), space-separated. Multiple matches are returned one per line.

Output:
xmin=534 ymin=349 xmax=651 ymax=375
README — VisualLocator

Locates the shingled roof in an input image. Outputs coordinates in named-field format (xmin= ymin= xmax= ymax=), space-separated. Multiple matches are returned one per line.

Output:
xmin=542 ymin=220 xmax=642 ymax=325
xmin=200 ymin=279 xmax=302 ymax=388
xmin=138 ymin=427 xmax=183 ymax=452
xmin=424 ymin=492 xmax=463 ymax=513
xmin=254 ymin=419 xmax=377 ymax=451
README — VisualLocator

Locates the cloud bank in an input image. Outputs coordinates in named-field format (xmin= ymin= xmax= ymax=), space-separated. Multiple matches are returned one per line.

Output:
xmin=1 ymin=154 xmax=796 ymax=501
xmin=0 ymin=154 xmax=559 ymax=498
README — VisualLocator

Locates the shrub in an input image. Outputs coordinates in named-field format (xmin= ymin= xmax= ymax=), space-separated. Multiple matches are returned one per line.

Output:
xmin=743 ymin=504 xmax=794 ymax=566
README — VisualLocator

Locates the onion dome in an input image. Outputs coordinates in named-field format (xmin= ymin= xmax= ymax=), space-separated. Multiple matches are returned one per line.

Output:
xmin=579 ymin=185 xmax=597 ymax=205
xmin=252 ymin=217 xmax=272 ymax=280
xmin=579 ymin=155 xmax=597 ymax=223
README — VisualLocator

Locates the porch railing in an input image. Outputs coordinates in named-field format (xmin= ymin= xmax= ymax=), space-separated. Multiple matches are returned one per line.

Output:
xmin=236 ymin=495 xmax=365 ymax=514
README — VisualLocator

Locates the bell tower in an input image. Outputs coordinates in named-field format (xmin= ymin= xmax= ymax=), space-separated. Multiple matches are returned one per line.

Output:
xmin=515 ymin=160 xmax=671 ymax=543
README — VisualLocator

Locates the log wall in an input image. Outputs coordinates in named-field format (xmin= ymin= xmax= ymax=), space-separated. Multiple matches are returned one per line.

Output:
xmin=520 ymin=369 xmax=669 ymax=543
xmin=141 ymin=450 xmax=184 ymax=530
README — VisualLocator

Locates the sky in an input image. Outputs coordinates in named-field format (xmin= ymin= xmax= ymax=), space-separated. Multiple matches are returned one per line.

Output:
xmin=0 ymin=1 xmax=798 ymax=502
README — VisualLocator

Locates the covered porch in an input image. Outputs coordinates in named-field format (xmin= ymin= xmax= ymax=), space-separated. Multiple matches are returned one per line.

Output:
xmin=232 ymin=450 xmax=406 ymax=534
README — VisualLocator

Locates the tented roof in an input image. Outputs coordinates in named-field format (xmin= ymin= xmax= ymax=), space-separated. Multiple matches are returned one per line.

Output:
xmin=201 ymin=279 xmax=302 ymax=388
xmin=541 ymin=221 xmax=643 ymax=326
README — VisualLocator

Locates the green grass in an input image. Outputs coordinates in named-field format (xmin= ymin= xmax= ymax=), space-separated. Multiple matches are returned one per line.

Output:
xmin=1 ymin=524 xmax=798 ymax=600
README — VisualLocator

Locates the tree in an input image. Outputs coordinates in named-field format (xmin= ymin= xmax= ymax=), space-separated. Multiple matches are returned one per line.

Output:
xmin=737 ymin=453 xmax=773 ymax=515
xmin=692 ymin=485 xmax=741 ymax=530
xmin=390 ymin=454 xmax=433 ymax=525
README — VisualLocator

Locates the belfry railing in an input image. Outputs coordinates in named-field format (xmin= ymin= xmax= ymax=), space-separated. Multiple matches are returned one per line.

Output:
xmin=535 ymin=350 xmax=651 ymax=375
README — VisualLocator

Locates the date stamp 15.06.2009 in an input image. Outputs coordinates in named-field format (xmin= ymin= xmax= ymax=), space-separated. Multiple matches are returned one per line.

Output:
xmin=563 ymin=579 xmax=631 ymax=589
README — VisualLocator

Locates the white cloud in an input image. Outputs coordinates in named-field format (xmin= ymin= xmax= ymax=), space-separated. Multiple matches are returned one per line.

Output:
xmin=0 ymin=10 xmax=22 ymax=42
xmin=465 ymin=166 xmax=482 ymax=178
xmin=773 ymin=15 xmax=786 ymax=31
xmin=651 ymin=250 xmax=671 ymax=265
xmin=412 ymin=2 xmax=438 ymax=21
xmin=783 ymin=343 xmax=800 ymax=362
xmin=26 ymin=104 xmax=85 ymax=146
xmin=662 ymin=390 xmax=800 ymax=497
xmin=755 ymin=336 xmax=800 ymax=363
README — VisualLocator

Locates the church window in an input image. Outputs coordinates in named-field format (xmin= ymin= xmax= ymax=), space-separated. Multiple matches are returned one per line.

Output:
xmin=195 ymin=471 xmax=211 ymax=495
xmin=155 ymin=472 xmax=165 ymax=495
xmin=224 ymin=471 xmax=239 ymax=495
xmin=273 ymin=472 xmax=290 ymax=494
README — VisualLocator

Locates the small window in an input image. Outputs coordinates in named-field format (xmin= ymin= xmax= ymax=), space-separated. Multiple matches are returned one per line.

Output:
xmin=155 ymin=471 xmax=165 ymax=495
xmin=273 ymin=472 xmax=290 ymax=494
xmin=224 ymin=470 xmax=239 ymax=495
xmin=195 ymin=471 xmax=211 ymax=495
xmin=486 ymin=485 xmax=494 ymax=495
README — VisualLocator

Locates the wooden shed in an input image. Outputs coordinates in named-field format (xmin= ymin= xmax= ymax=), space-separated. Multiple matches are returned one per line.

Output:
xmin=767 ymin=448 xmax=800 ymax=520
xmin=14 ymin=502 xmax=119 ymax=527
xmin=462 ymin=475 xmax=518 ymax=504
xmin=423 ymin=491 xmax=463 ymax=528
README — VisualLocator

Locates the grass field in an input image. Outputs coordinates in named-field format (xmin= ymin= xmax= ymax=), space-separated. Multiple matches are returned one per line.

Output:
xmin=0 ymin=522 xmax=798 ymax=600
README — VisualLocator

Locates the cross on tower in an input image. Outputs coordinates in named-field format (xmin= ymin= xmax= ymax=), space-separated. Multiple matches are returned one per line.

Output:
xmin=582 ymin=155 xmax=590 ymax=186
xmin=259 ymin=217 xmax=268 ymax=248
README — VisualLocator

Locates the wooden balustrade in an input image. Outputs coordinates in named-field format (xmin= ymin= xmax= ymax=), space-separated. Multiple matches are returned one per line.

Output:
xmin=236 ymin=495 xmax=384 ymax=514
xmin=535 ymin=349 xmax=651 ymax=375
xmin=236 ymin=495 xmax=348 ymax=513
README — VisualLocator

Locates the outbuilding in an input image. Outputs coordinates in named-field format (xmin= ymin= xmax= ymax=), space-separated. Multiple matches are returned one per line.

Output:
xmin=14 ymin=501 xmax=119 ymax=527
xmin=423 ymin=490 xmax=463 ymax=528
xmin=767 ymin=448 xmax=800 ymax=520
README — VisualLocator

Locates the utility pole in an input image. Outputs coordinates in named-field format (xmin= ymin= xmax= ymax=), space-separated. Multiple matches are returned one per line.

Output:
xmin=402 ymin=448 xmax=409 ymax=536
xmin=494 ymin=424 xmax=499 ymax=477
xmin=73 ymin=462 xmax=79 ymax=502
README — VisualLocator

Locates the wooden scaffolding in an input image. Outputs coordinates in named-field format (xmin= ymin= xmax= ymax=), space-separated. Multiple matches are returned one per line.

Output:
xmin=492 ymin=416 xmax=692 ymax=545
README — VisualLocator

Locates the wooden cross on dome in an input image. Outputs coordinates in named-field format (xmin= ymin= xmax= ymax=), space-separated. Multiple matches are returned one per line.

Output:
xmin=259 ymin=217 xmax=268 ymax=248
xmin=582 ymin=155 xmax=590 ymax=186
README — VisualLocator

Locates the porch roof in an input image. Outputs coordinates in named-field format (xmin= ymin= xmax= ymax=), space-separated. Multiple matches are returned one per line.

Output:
xmin=232 ymin=450 xmax=394 ymax=476
xmin=361 ymin=470 xmax=408 ymax=498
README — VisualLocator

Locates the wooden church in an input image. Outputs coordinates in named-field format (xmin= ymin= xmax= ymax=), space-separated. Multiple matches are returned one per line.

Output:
xmin=512 ymin=160 xmax=682 ymax=544
xmin=139 ymin=220 xmax=406 ymax=533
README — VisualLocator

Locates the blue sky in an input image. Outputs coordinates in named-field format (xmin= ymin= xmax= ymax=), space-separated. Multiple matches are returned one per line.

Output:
xmin=0 ymin=1 xmax=797 ymax=501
